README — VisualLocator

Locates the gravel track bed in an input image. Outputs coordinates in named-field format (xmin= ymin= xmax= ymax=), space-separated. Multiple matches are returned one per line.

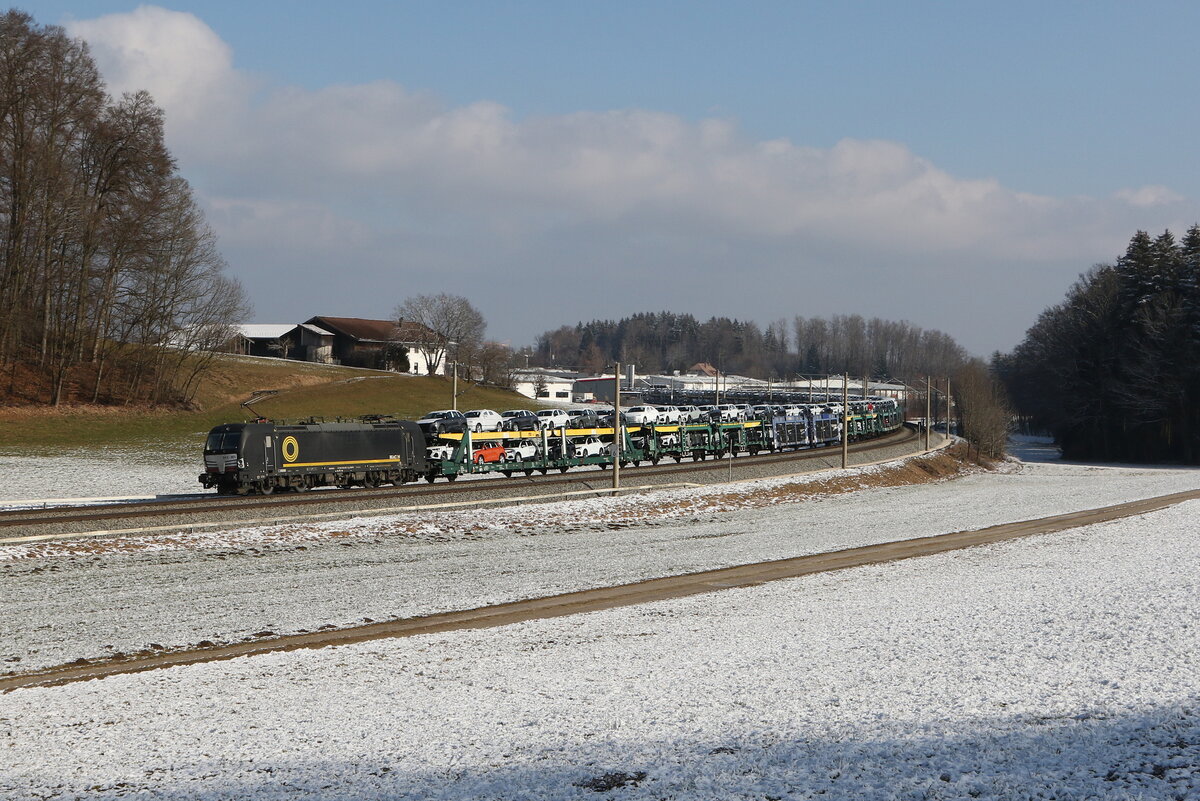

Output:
xmin=3 ymin=430 xmax=926 ymax=540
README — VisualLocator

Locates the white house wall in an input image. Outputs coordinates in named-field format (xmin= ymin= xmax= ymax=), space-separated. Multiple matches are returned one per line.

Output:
xmin=514 ymin=379 xmax=574 ymax=400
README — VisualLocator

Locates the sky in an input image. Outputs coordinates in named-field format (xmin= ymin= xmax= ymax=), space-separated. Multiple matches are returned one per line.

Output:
xmin=25 ymin=1 xmax=1200 ymax=357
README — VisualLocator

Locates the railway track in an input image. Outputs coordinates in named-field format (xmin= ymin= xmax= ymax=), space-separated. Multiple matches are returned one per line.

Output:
xmin=4 ymin=483 xmax=1195 ymax=693
xmin=1 ymin=427 xmax=919 ymax=541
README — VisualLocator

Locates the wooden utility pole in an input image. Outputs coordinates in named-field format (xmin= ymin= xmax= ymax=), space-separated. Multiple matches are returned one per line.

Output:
xmin=451 ymin=363 xmax=458 ymax=410
xmin=613 ymin=362 xmax=621 ymax=493
xmin=945 ymin=378 xmax=951 ymax=440
xmin=841 ymin=373 xmax=849 ymax=469
xmin=925 ymin=376 xmax=931 ymax=451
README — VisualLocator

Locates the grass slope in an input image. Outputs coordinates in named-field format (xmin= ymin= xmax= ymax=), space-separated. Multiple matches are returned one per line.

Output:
xmin=0 ymin=354 xmax=542 ymax=453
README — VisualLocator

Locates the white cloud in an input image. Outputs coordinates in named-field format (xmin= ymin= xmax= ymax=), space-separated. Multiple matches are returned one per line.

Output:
xmin=201 ymin=195 xmax=373 ymax=253
xmin=64 ymin=6 xmax=1198 ymax=355
xmin=1113 ymin=185 xmax=1185 ymax=208
xmin=68 ymin=6 xmax=248 ymax=126
xmin=70 ymin=5 xmax=1190 ymax=261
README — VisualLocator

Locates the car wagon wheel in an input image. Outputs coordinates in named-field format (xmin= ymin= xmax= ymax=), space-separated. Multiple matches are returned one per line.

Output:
xmin=503 ymin=470 xmax=512 ymax=478
xmin=259 ymin=482 xmax=274 ymax=495
xmin=447 ymin=474 xmax=458 ymax=482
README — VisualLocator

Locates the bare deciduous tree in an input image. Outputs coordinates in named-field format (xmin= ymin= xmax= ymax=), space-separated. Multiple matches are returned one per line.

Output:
xmin=953 ymin=358 xmax=1012 ymax=459
xmin=395 ymin=293 xmax=485 ymax=375
xmin=475 ymin=341 xmax=513 ymax=387
xmin=0 ymin=12 xmax=247 ymax=406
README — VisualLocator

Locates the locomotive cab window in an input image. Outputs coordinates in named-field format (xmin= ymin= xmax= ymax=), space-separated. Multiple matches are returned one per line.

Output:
xmin=205 ymin=432 xmax=242 ymax=452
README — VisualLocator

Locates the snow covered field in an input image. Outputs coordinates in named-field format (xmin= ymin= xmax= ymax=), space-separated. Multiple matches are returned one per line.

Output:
xmin=2 ymin=440 xmax=1199 ymax=799
xmin=0 ymin=445 xmax=203 ymax=504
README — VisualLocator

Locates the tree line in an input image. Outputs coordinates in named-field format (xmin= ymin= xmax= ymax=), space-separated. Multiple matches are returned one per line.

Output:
xmin=533 ymin=311 xmax=968 ymax=382
xmin=995 ymin=226 xmax=1200 ymax=463
xmin=0 ymin=11 xmax=249 ymax=406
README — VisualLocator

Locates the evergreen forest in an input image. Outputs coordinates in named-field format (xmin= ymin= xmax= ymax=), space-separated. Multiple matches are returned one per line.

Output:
xmin=996 ymin=226 xmax=1200 ymax=463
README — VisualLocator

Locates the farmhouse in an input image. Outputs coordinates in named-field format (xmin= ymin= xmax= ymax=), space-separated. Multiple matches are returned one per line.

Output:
xmin=233 ymin=316 xmax=448 ymax=374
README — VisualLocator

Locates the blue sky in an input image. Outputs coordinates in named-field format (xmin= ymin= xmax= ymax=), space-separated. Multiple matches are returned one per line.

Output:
xmin=26 ymin=1 xmax=1200 ymax=358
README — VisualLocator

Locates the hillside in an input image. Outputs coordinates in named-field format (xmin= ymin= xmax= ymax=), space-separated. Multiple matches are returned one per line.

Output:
xmin=0 ymin=354 xmax=540 ymax=452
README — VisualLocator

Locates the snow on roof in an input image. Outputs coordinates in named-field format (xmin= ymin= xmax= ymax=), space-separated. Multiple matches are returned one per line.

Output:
xmin=237 ymin=324 xmax=295 ymax=340
xmin=512 ymin=368 xmax=582 ymax=381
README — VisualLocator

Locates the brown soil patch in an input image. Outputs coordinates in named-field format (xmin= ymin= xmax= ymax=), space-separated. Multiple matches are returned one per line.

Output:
xmin=698 ymin=443 xmax=980 ymax=508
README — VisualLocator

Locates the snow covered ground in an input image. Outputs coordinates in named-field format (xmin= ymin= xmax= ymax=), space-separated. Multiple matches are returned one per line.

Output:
xmin=2 ymin=439 xmax=1199 ymax=799
xmin=0 ymin=445 xmax=204 ymax=504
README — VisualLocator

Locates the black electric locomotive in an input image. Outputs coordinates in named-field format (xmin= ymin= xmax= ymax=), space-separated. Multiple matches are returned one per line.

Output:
xmin=200 ymin=418 xmax=428 ymax=495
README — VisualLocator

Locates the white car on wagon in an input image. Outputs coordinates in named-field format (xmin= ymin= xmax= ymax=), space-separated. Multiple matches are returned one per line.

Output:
xmin=655 ymin=405 xmax=683 ymax=424
xmin=462 ymin=409 xmax=503 ymax=432
xmin=570 ymin=436 xmax=607 ymax=458
xmin=624 ymin=406 xmax=660 ymax=426
xmin=536 ymin=409 xmax=572 ymax=430
xmin=504 ymin=440 xmax=539 ymax=461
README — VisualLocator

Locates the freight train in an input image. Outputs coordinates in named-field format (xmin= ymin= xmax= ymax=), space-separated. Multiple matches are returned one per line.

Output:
xmin=199 ymin=399 xmax=903 ymax=495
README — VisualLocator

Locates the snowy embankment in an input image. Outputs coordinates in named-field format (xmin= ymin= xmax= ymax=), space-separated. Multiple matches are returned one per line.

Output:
xmin=1 ymin=439 xmax=1199 ymax=799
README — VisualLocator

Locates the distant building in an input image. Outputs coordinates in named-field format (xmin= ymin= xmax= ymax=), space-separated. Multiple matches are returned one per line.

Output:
xmin=233 ymin=323 xmax=335 ymax=363
xmin=292 ymin=323 xmax=335 ymax=363
xmin=231 ymin=316 xmax=449 ymax=374
xmin=511 ymin=368 xmax=581 ymax=401
xmin=304 ymin=316 xmax=448 ymax=374
xmin=233 ymin=324 xmax=302 ymax=359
